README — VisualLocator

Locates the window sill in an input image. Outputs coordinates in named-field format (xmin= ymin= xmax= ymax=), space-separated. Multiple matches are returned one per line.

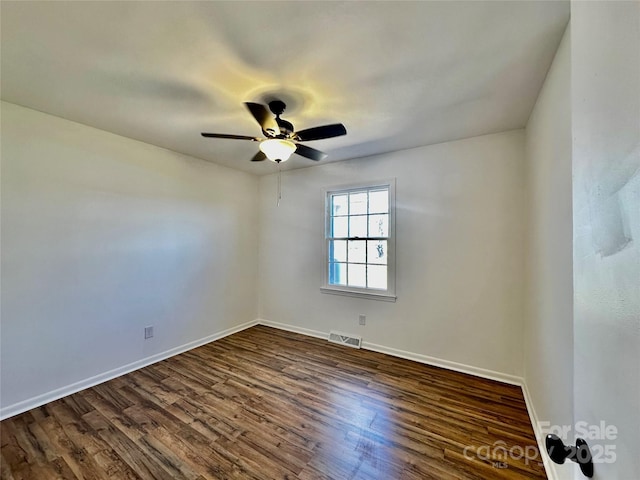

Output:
xmin=320 ymin=286 xmax=397 ymax=302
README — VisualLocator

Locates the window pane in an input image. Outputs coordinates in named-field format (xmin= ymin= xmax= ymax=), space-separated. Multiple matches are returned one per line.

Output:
xmin=367 ymin=240 xmax=387 ymax=265
xmin=368 ymin=214 xmax=389 ymax=237
xmin=349 ymin=215 xmax=367 ymax=237
xmin=329 ymin=240 xmax=347 ymax=263
xmin=369 ymin=189 xmax=388 ymax=214
xmin=332 ymin=194 xmax=348 ymax=216
xmin=329 ymin=263 xmax=346 ymax=285
xmin=367 ymin=265 xmax=387 ymax=290
xmin=348 ymin=263 xmax=366 ymax=288
xmin=349 ymin=192 xmax=367 ymax=215
xmin=348 ymin=240 xmax=366 ymax=263
xmin=326 ymin=184 xmax=393 ymax=295
xmin=331 ymin=216 xmax=348 ymax=237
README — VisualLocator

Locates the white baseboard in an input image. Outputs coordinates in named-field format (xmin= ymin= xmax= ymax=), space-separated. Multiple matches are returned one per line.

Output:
xmin=0 ymin=319 xmax=258 ymax=420
xmin=257 ymin=318 xmax=521 ymax=385
xmin=362 ymin=340 xmax=523 ymax=386
xmin=257 ymin=318 xmax=327 ymax=340
xmin=521 ymin=382 xmax=559 ymax=480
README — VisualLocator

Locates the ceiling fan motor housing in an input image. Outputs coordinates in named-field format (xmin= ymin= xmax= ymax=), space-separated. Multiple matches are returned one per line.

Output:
xmin=268 ymin=100 xmax=287 ymax=116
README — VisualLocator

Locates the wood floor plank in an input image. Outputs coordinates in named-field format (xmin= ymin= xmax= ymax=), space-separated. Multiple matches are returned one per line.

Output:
xmin=36 ymin=414 xmax=108 ymax=480
xmin=1 ymin=325 xmax=545 ymax=479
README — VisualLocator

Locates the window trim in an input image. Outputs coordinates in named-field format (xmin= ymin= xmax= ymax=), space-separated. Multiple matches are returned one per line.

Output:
xmin=321 ymin=179 xmax=396 ymax=302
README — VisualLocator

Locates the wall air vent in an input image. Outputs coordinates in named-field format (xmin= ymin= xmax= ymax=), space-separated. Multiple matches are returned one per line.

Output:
xmin=328 ymin=331 xmax=362 ymax=349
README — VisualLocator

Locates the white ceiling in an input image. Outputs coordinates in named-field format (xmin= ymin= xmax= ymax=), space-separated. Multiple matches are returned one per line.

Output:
xmin=1 ymin=1 xmax=569 ymax=175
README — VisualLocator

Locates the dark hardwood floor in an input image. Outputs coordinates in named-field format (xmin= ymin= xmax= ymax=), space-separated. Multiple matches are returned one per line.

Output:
xmin=1 ymin=325 xmax=546 ymax=479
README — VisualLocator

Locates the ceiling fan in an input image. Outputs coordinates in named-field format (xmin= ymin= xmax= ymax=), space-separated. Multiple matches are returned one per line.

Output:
xmin=201 ymin=100 xmax=347 ymax=163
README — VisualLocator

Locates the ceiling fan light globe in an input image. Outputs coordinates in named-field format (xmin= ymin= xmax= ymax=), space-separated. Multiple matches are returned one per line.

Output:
xmin=259 ymin=139 xmax=296 ymax=162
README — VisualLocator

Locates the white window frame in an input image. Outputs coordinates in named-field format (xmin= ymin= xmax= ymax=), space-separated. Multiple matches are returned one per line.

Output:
xmin=321 ymin=179 xmax=396 ymax=302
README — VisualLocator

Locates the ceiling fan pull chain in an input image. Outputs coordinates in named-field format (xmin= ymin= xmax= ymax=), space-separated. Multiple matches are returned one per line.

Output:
xmin=277 ymin=163 xmax=282 ymax=207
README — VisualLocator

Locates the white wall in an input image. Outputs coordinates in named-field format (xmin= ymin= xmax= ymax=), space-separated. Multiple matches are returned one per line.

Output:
xmin=523 ymin=24 xmax=573 ymax=480
xmin=0 ymin=102 xmax=259 ymax=416
xmin=571 ymin=2 xmax=640 ymax=478
xmin=258 ymin=130 xmax=526 ymax=379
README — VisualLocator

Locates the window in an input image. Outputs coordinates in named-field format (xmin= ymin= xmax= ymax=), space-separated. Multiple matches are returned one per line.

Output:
xmin=322 ymin=180 xmax=396 ymax=301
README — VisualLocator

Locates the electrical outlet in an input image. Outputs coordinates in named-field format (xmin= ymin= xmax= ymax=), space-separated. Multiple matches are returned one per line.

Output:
xmin=144 ymin=326 xmax=154 ymax=339
xmin=359 ymin=314 xmax=366 ymax=326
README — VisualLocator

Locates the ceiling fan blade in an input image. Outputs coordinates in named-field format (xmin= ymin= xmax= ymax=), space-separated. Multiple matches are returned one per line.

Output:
xmin=244 ymin=102 xmax=279 ymax=136
xmin=250 ymin=151 xmax=267 ymax=162
xmin=201 ymin=133 xmax=260 ymax=141
xmin=295 ymin=123 xmax=347 ymax=142
xmin=295 ymin=143 xmax=328 ymax=161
